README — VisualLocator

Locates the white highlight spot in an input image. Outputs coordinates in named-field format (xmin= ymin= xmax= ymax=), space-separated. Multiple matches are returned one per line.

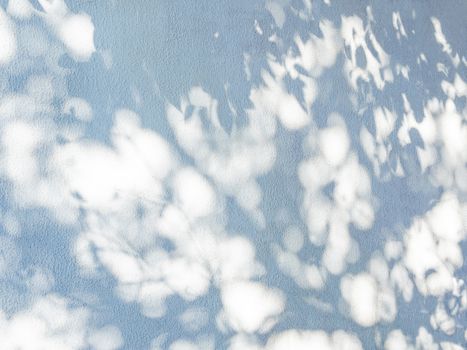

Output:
xmin=0 ymin=9 xmax=17 ymax=65
xmin=7 ymin=0 xmax=34 ymax=19
xmin=267 ymin=329 xmax=362 ymax=350
xmin=88 ymin=326 xmax=124 ymax=350
xmin=341 ymin=273 xmax=378 ymax=327
xmin=173 ymin=168 xmax=216 ymax=219
xmin=221 ymin=281 xmax=285 ymax=333
xmin=319 ymin=125 xmax=350 ymax=167
xmin=59 ymin=14 xmax=96 ymax=61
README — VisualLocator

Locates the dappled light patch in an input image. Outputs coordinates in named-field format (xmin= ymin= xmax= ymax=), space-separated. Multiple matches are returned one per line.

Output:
xmin=0 ymin=294 xmax=123 ymax=350
xmin=36 ymin=0 xmax=95 ymax=61
xmin=0 ymin=0 xmax=465 ymax=348
xmin=266 ymin=329 xmax=362 ymax=350
xmin=167 ymin=86 xmax=276 ymax=226
xmin=0 ymin=8 xmax=17 ymax=65
xmin=404 ymin=193 xmax=465 ymax=297
xmin=341 ymin=11 xmax=392 ymax=91
xmin=220 ymin=281 xmax=285 ymax=334
xmin=299 ymin=113 xmax=375 ymax=275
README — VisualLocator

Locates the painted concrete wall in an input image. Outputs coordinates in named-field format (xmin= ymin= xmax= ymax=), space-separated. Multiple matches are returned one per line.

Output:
xmin=0 ymin=0 xmax=466 ymax=349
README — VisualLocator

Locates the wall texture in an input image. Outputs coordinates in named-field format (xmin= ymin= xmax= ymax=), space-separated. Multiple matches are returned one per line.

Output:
xmin=0 ymin=0 xmax=466 ymax=349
